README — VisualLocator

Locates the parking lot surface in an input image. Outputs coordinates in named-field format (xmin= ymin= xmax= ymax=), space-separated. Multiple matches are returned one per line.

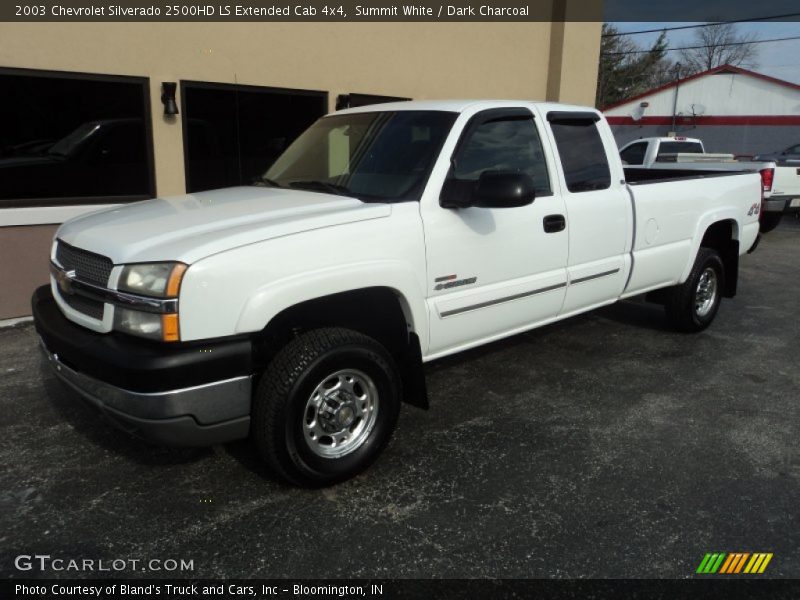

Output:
xmin=1 ymin=218 xmax=798 ymax=579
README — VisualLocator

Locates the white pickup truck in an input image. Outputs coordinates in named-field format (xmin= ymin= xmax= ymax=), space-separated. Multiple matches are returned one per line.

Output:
xmin=754 ymin=144 xmax=800 ymax=225
xmin=618 ymin=136 xmax=798 ymax=232
xmin=34 ymin=100 xmax=762 ymax=486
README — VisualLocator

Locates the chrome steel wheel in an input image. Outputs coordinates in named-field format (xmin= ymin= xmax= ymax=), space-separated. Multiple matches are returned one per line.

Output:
xmin=303 ymin=369 xmax=379 ymax=458
xmin=694 ymin=267 xmax=718 ymax=318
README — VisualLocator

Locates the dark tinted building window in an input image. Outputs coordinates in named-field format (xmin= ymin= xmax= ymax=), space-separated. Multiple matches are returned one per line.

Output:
xmin=453 ymin=116 xmax=551 ymax=195
xmin=550 ymin=119 xmax=611 ymax=192
xmin=620 ymin=142 xmax=647 ymax=165
xmin=182 ymin=82 xmax=327 ymax=193
xmin=0 ymin=69 xmax=153 ymax=206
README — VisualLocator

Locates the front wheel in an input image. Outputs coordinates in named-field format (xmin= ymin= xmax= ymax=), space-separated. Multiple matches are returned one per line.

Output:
xmin=665 ymin=248 xmax=725 ymax=333
xmin=252 ymin=327 xmax=401 ymax=487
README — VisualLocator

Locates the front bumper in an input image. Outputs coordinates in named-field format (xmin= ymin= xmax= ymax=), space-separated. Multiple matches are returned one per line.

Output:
xmin=32 ymin=285 xmax=253 ymax=446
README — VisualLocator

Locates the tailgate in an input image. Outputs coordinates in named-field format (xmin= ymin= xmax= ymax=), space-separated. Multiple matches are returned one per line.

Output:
xmin=774 ymin=165 xmax=800 ymax=204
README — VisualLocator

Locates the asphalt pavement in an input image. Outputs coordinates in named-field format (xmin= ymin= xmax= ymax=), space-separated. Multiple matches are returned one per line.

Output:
xmin=1 ymin=217 xmax=798 ymax=580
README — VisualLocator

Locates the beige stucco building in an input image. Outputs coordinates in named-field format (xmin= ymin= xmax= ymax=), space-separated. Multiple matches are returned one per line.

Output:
xmin=0 ymin=14 xmax=602 ymax=319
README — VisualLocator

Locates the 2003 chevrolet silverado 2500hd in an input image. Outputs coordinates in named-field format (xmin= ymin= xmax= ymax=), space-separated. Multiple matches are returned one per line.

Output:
xmin=33 ymin=100 xmax=763 ymax=486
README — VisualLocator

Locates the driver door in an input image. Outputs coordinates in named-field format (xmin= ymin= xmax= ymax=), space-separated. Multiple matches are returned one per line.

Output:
xmin=422 ymin=108 xmax=569 ymax=358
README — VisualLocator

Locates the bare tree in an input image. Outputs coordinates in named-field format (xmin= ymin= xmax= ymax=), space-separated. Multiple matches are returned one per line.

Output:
xmin=679 ymin=23 xmax=759 ymax=74
xmin=597 ymin=24 xmax=673 ymax=108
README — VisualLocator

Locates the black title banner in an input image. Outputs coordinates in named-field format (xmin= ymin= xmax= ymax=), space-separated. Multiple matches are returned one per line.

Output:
xmin=3 ymin=0 xmax=800 ymax=22
xmin=5 ymin=1 xmax=579 ymax=22
xmin=4 ymin=579 xmax=800 ymax=600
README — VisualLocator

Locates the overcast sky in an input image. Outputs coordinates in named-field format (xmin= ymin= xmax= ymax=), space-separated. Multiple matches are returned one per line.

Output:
xmin=609 ymin=22 xmax=800 ymax=84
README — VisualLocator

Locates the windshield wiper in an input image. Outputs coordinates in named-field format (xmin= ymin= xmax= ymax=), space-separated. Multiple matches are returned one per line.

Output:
xmin=288 ymin=180 xmax=353 ymax=197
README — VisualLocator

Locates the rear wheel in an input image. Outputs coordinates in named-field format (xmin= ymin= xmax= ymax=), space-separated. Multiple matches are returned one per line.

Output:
xmin=252 ymin=327 xmax=401 ymax=487
xmin=665 ymin=248 xmax=724 ymax=333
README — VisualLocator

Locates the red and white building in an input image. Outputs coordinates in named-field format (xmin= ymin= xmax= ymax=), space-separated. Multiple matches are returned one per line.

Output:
xmin=603 ymin=64 xmax=800 ymax=157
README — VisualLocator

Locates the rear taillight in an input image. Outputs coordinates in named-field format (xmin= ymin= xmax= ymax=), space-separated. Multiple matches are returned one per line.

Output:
xmin=756 ymin=169 xmax=769 ymax=219
xmin=760 ymin=168 xmax=774 ymax=193
xmin=759 ymin=168 xmax=774 ymax=219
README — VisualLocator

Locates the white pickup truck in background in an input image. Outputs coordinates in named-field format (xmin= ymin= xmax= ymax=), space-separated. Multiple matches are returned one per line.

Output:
xmin=618 ymin=136 xmax=799 ymax=232
xmin=754 ymin=143 xmax=800 ymax=225
xmin=34 ymin=101 xmax=762 ymax=486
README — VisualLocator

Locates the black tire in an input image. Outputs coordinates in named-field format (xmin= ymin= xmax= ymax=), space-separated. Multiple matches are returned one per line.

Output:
xmin=665 ymin=247 xmax=725 ymax=333
xmin=760 ymin=212 xmax=782 ymax=233
xmin=252 ymin=327 xmax=401 ymax=487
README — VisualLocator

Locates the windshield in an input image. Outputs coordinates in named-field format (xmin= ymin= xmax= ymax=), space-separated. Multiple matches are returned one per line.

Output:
xmin=262 ymin=110 xmax=457 ymax=202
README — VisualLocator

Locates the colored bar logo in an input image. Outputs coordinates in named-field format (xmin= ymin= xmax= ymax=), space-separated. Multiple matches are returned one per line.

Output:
xmin=696 ymin=553 xmax=773 ymax=574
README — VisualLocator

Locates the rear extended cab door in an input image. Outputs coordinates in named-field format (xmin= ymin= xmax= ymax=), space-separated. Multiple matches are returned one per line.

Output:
xmin=539 ymin=109 xmax=633 ymax=317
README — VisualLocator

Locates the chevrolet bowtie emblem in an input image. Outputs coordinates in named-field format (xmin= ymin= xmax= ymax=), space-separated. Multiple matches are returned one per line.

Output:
xmin=56 ymin=269 xmax=77 ymax=295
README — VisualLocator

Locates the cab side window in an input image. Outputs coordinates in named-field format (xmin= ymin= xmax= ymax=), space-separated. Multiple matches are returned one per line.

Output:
xmin=620 ymin=142 xmax=647 ymax=165
xmin=549 ymin=117 xmax=611 ymax=193
xmin=453 ymin=115 xmax=551 ymax=196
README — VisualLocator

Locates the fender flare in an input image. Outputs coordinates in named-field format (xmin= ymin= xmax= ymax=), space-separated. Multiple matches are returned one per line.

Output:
xmin=678 ymin=209 xmax=741 ymax=284
xmin=234 ymin=260 xmax=430 ymax=354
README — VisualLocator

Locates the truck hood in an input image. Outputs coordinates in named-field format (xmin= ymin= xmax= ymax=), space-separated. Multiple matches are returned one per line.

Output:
xmin=56 ymin=186 xmax=391 ymax=264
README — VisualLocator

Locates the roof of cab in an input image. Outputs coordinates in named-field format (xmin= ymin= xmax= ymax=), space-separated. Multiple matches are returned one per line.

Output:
xmin=332 ymin=99 xmax=598 ymax=116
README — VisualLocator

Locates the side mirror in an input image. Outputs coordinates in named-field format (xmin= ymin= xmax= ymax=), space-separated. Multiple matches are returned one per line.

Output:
xmin=473 ymin=170 xmax=536 ymax=208
xmin=440 ymin=170 xmax=536 ymax=209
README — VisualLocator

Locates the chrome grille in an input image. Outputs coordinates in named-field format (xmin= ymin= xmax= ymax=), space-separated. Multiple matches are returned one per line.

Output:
xmin=55 ymin=240 xmax=113 ymax=287
xmin=62 ymin=292 xmax=105 ymax=320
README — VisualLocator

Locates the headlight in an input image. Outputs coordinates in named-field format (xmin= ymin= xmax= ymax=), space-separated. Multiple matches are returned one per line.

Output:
xmin=114 ymin=308 xmax=180 ymax=342
xmin=114 ymin=262 xmax=186 ymax=342
xmin=118 ymin=262 xmax=187 ymax=297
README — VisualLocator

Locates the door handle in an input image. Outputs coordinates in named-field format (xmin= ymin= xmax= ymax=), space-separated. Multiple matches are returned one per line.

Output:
xmin=543 ymin=214 xmax=566 ymax=233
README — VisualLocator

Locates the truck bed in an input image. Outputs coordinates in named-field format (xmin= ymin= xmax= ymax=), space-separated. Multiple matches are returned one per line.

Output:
xmin=622 ymin=170 xmax=761 ymax=298
xmin=624 ymin=167 xmax=754 ymax=185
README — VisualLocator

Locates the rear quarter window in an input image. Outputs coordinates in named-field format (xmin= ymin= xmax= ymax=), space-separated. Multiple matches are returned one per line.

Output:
xmin=549 ymin=119 xmax=611 ymax=193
